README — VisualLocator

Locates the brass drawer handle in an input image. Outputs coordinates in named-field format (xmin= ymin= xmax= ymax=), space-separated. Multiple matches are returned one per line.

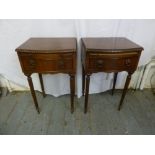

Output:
xmin=125 ymin=59 xmax=131 ymax=66
xmin=96 ymin=59 xmax=104 ymax=68
xmin=29 ymin=59 xmax=36 ymax=66
xmin=58 ymin=60 xmax=65 ymax=68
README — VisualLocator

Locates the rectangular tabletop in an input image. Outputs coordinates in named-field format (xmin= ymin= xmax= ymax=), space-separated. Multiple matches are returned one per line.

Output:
xmin=16 ymin=38 xmax=77 ymax=53
xmin=82 ymin=37 xmax=143 ymax=52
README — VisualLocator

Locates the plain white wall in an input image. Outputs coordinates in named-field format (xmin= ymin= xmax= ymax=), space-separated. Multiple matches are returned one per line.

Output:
xmin=0 ymin=19 xmax=155 ymax=97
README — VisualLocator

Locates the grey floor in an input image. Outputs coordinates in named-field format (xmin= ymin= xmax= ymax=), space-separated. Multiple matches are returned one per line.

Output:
xmin=0 ymin=89 xmax=155 ymax=135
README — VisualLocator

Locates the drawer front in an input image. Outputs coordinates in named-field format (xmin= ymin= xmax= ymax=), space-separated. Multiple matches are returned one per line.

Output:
xmin=18 ymin=53 xmax=75 ymax=74
xmin=88 ymin=53 xmax=140 ymax=73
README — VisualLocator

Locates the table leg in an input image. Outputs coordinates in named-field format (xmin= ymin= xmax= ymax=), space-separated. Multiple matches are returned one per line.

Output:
xmin=70 ymin=74 xmax=75 ymax=113
xmin=82 ymin=65 xmax=85 ymax=96
xmin=27 ymin=75 xmax=40 ymax=113
xmin=112 ymin=72 xmax=118 ymax=95
xmin=84 ymin=74 xmax=90 ymax=114
xmin=118 ymin=72 xmax=132 ymax=110
xmin=38 ymin=73 xmax=46 ymax=97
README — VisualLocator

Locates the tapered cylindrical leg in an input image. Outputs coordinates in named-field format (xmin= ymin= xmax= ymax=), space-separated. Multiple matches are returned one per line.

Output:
xmin=112 ymin=72 xmax=118 ymax=95
xmin=70 ymin=75 xmax=75 ymax=113
xmin=84 ymin=74 xmax=90 ymax=114
xmin=27 ymin=75 xmax=40 ymax=114
xmin=118 ymin=73 xmax=132 ymax=110
xmin=82 ymin=65 xmax=85 ymax=96
xmin=38 ymin=73 xmax=46 ymax=97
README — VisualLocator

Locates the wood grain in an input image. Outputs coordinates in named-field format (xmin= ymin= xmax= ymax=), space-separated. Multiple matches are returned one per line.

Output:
xmin=16 ymin=38 xmax=77 ymax=113
xmin=81 ymin=37 xmax=143 ymax=113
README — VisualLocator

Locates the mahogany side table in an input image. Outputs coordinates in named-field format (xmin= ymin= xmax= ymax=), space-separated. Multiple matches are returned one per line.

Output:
xmin=16 ymin=38 xmax=77 ymax=113
xmin=81 ymin=37 xmax=143 ymax=113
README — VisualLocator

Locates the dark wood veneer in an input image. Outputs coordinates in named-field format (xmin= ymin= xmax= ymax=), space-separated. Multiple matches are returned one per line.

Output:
xmin=16 ymin=38 xmax=77 ymax=113
xmin=81 ymin=37 xmax=143 ymax=113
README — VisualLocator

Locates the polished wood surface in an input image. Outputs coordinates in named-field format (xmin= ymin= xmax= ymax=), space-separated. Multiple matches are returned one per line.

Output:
xmin=87 ymin=52 xmax=140 ymax=73
xmin=16 ymin=38 xmax=76 ymax=53
xmin=16 ymin=38 xmax=77 ymax=113
xmin=17 ymin=53 xmax=76 ymax=74
xmin=82 ymin=37 xmax=143 ymax=52
xmin=81 ymin=37 xmax=143 ymax=113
